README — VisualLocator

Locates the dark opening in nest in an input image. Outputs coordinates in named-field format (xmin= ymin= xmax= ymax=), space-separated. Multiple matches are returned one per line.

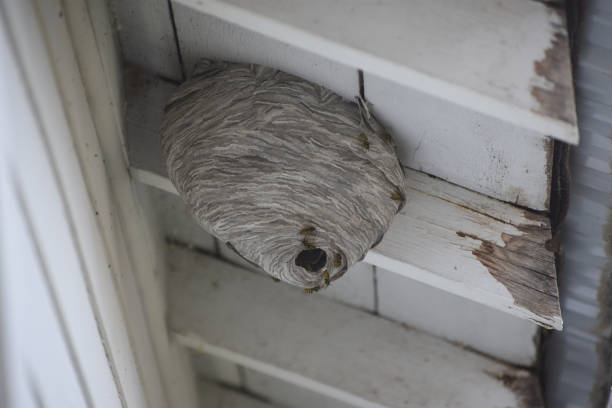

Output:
xmin=295 ymin=249 xmax=327 ymax=273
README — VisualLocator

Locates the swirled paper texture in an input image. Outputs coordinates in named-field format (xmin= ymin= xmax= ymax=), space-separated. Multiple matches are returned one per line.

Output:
xmin=161 ymin=60 xmax=406 ymax=289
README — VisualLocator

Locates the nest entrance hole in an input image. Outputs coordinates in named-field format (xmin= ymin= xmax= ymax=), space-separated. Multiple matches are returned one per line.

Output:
xmin=295 ymin=249 xmax=327 ymax=273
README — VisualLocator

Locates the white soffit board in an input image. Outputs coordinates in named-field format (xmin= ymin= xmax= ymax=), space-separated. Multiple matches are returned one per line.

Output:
xmin=173 ymin=0 xmax=579 ymax=144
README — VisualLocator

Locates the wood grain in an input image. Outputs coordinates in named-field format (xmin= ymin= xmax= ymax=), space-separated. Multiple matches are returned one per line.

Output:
xmin=161 ymin=60 xmax=407 ymax=289
xmin=366 ymin=170 xmax=562 ymax=329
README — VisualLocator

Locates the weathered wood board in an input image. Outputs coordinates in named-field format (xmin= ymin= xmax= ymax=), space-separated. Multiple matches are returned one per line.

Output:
xmin=169 ymin=247 xmax=545 ymax=408
xmin=173 ymin=0 xmax=578 ymax=144
xmin=365 ymin=169 xmax=561 ymax=329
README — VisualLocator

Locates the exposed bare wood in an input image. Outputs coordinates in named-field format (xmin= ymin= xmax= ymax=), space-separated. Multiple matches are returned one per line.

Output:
xmin=366 ymin=169 xmax=561 ymax=329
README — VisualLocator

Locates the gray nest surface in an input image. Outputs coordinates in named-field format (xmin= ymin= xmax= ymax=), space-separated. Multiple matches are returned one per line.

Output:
xmin=161 ymin=60 xmax=407 ymax=290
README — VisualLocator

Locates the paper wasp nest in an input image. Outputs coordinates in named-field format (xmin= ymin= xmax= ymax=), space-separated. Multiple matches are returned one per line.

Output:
xmin=161 ymin=60 xmax=407 ymax=290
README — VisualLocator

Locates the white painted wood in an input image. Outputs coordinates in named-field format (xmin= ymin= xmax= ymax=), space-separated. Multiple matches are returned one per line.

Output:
xmin=173 ymin=0 xmax=578 ymax=144
xmin=34 ymin=1 xmax=169 ymax=405
xmin=173 ymin=5 xmax=358 ymax=100
xmin=132 ymin=163 xmax=561 ymax=329
xmin=114 ymin=0 xmax=183 ymax=81
xmin=0 ymin=6 xmax=123 ymax=405
xmin=169 ymin=247 xmax=541 ymax=408
xmin=365 ymin=73 xmax=553 ymax=210
xmin=61 ymin=1 xmax=199 ymax=406
xmin=1 ymin=183 xmax=91 ymax=408
xmin=376 ymin=268 xmax=539 ymax=366
xmin=244 ymin=368 xmax=356 ymax=408
xmin=198 ymin=380 xmax=276 ymax=408
xmin=192 ymin=353 xmax=242 ymax=387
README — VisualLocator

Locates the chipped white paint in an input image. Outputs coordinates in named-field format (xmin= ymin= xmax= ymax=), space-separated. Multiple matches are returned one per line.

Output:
xmin=173 ymin=0 xmax=578 ymax=143
xmin=169 ymin=248 xmax=533 ymax=408
xmin=364 ymin=185 xmax=515 ymax=297
xmin=365 ymin=169 xmax=561 ymax=330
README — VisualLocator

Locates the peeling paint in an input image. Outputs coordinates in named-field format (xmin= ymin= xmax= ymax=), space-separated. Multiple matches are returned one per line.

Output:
xmin=457 ymin=219 xmax=561 ymax=326
xmin=531 ymin=10 xmax=577 ymax=126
